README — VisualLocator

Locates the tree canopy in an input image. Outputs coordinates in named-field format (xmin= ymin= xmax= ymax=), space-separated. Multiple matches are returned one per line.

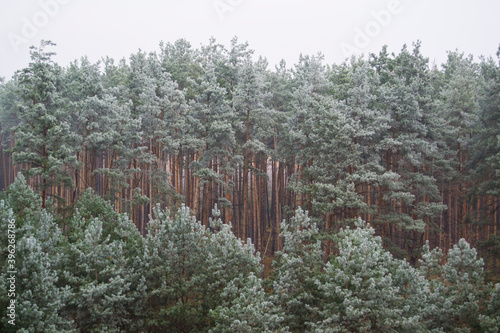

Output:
xmin=0 ymin=39 xmax=499 ymax=332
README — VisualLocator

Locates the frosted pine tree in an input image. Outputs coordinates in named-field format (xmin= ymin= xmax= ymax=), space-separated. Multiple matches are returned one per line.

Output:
xmin=188 ymin=42 xmax=237 ymax=222
xmin=467 ymin=51 xmax=500 ymax=272
xmin=0 ymin=77 xmax=21 ymax=159
xmin=419 ymin=238 xmax=494 ymax=331
xmin=479 ymin=283 xmax=500 ymax=332
xmin=136 ymin=204 xmax=261 ymax=332
xmin=14 ymin=235 xmax=75 ymax=333
xmin=160 ymin=38 xmax=202 ymax=95
xmin=128 ymin=49 xmax=189 ymax=210
xmin=230 ymin=38 xmax=272 ymax=240
xmin=270 ymin=208 xmax=323 ymax=332
xmin=210 ymin=273 xmax=286 ymax=333
xmin=206 ymin=205 xmax=261 ymax=306
xmin=62 ymin=197 xmax=141 ymax=332
xmin=208 ymin=205 xmax=275 ymax=332
xmin=441 ymin=239 xmax=488 ymax=331
xmin=137 ymin=205 xmax=210 ymax=331
xmin=61 ymin=56 xmax=104 ymax=203
xmin=370 ymin=43 xmax=446 ymax=260
xmin=312 ymin=220 xmax=428 ymax=332
xmin=283 ymin=52 xmax=334 ymax=205
xmin=470 ymin=50 xmax=500 ymax=198
xmin=0 ymin=194 xmax=74 ymax=332
xmin=292 ymin=56 xmax=387 ymax=227
xmin=10 ymin=41 xmax=80 ymax=208
xmin=1 ymin=173 xmax=42 ymax=225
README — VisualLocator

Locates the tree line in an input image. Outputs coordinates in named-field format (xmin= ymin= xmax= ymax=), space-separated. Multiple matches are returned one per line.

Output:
xmin=0 ymin=38 xmax=499 ymax=273
xmin=0 ymin=38 xmax=499 ymax=332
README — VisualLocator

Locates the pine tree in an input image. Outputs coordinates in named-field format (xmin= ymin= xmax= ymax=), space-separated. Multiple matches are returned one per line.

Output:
xmin=270 ymin=208 xmax=323 ymax=332
xmin=62 ymin=192 xmax=142 ymax=332
xmin=128 ymin=49 xmax=188 ymax=221
xmin=231 ymin=38 xmax=271 ymax=242
xmin=160 ymin=38 xmax=202 ymax=97
xmin=13 ymin=235 xmax=75 ymax=332
xmin=266 ymin=59 xmax=294 ymax=253
xmin=10 ymin=41 xmax=80 ymax=208
xmin=479 ymin=283 xmax=500 ymax=332
xmin=210 ymin=273 xmax=286 ymax=333
xmin=2 ymin=172 xmax=42 ymax=223
xmin=0 ymin=77 xmax=21 ymax=191
xmin=83 ymin=94 xmax=143 ymax=204
xmin=420 ymin=239 xmax=493 ymax=331
xmin=437 ymin=51 xmax=481 ymax=246
xmin=1 ymin=183 xmax=75 ymax=332
xmin=370 ymin=43 xmax=446 ymax=259
xmin=292 ymin=57 xmax=385 ymax=225
xmin=136 ymin=204 xmax=260 ymax=332
xmin=470 ymin=49 xmax=500 ymax=198
xmin=61 ymin=56 xmax=104 ymax=202
xmin=0 ymin=77 xmax=20 ymax=134
xmin=313 ymin=220 xmax=428 ymax=332
xmin=16 ymin=210 xmax=76 ymax=332
xmin=188 ymin=42 xmax=236 ymax=224
xmin=442 ymin=239 xmax=488 ymax=330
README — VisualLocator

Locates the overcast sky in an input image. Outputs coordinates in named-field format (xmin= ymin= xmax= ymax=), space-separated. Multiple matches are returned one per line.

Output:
xmin=1 ymin=0 xmax=499 ymax=79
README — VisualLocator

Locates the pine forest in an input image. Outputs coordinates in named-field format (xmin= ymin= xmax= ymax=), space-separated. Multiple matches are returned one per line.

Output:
xmin=0 ymin=39 xmax=499 ymax=332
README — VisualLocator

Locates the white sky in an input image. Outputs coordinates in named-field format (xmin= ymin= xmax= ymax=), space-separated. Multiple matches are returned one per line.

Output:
xmin=1 ymin=0 xmax=499 ymax=79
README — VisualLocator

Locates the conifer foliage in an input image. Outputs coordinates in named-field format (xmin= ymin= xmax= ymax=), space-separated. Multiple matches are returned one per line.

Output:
xmin=0 ymin=39 xmax=499 ymax=331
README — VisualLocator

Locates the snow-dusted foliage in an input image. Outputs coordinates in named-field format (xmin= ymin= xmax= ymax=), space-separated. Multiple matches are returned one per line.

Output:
xmin=134 ymin=204 xmax=261 ymax=332
xmin=1 ymin=39 xmax=499 ymax=332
